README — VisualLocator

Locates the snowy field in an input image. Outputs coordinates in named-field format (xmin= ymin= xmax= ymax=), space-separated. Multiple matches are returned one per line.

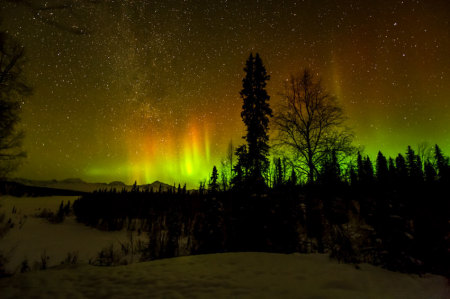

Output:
xmin=0 ymin=196 xmax=141 ymax=272
xmin=0 ymin=252 xmax=448 ymax=298
xmin=0 ymin=196 xmax=449 ymax=298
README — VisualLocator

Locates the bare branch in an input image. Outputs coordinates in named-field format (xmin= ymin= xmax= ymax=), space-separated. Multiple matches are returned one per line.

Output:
xmin=273 ymin=69 xmax=354 ymax=183
xmin=8 ymin=0 xmax=95 ymax=35
xmin=0 ymin=32 xmax=29 ymax=178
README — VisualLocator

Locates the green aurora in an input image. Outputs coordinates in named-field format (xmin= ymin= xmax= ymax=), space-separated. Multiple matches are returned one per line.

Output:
xmin=1 ymin=0 xmax=449 ymax=187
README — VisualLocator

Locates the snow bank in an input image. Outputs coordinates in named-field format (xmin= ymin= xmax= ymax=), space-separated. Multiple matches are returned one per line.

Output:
xmin=1 ymin=196 xmax=448 ymax=298
xmin=0 ymin=196 xmax=142 ymax=272
xmin=0 ymin=252 xmax=448 ymax=298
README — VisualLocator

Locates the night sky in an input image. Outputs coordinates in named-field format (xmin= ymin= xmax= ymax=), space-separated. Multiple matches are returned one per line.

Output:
xmin=1 ymin=0 xmax=449 ymax=187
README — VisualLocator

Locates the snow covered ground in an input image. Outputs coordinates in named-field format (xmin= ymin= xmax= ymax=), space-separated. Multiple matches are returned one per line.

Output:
xmin=0 ymin=252 xmax=448 ymax=298
xmin=0 ymin=196 xmax=448 ymax=298
xmin=0 ymin=196 xmax=142 ymax=272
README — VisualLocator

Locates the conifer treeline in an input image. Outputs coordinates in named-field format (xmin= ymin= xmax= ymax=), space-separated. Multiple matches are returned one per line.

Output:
xmin=72 ymin=143 xmax=449 ymax=275
xmin=73 ymin=54 xmax=449 ymax=275
xmin=218 ymin=143 xmax=449 ymax=191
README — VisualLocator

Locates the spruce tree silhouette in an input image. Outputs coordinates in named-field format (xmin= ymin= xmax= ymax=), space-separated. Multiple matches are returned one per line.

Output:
xmin=238 ymin=53 xmax=272 ymax=189
xmin=376 ymin=151 xmax=389 ymax=185
xmin=232 ymin=144 xmax=249 ymax=190
xmin=273 ymin=158 xmax=283 ymax=188
xmin=406 ymin=146 xmax=423 ymax=183
xmin=424 ymin=160 xmax=437 ymax=183
xmin=363 ymin=156 xmax=375 ymax=183
xmin=356 ymin=153 xmax=374 ymax=185
xmin=319 ymin=150 xmax=341 ymax=186
xmin=357 ymin=152 xmax=364 ymax=183
xmin=395 ymin=154 xmax=408 ymax=185
xmin=209 ymin=166 xmax=219 ymax=193
xmin=388 ymin=157 xmax=396 ymax=184
xmin=434 ymin=144 xmax=449 ymax=182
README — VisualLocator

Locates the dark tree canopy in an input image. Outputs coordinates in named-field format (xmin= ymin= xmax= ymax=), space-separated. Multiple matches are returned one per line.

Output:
xmin=236 ymin=53 xmax=272 ymax=187
xmin=434 ymin=144 xmax=449 ymax=182
xmin=395 ymin=153 xmax=408 ymax=183
xmin=208 ymin=165 xmax=219 ymax=192
xmin=0 ymin=31 xmax=31 ymax=178
xmin=424 ymin=160 xmax=437 ymax=183
xmin=319 ymin=149 xmax=341 ymax=186
xmin=274 ymin=69 xmax=353 ymax=183
xmin=354 ymin=152 xmax=375 ymax=186
xmin=376 ymin=151 xmax=389 ymax=184
xmin=406 ymin=146 xmax=423 ymax=183
xmin=273 ymin=157 xmax=284 ymax=188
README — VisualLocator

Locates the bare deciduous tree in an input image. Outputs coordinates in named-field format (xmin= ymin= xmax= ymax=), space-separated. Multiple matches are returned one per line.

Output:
xmin=219 ymin=140 xmax=234 ymax=191
xmin=417 ymin=141 xmax=433 ymax=163
xmin=273 ymin=69 xmax=354 ymax=183
xmin=0 ymin=32 xmax=31 ymax=178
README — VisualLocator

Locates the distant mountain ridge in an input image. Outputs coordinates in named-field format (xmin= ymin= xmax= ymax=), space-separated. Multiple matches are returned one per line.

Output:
xmin=10 ymin=178 xmax=174 ymax=193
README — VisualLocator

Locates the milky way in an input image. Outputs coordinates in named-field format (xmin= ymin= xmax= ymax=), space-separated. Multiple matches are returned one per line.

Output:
xmin=1 ymin=0 xmax=449 ymax=186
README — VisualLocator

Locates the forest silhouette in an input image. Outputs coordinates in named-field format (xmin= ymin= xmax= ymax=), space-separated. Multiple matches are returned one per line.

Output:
xmin=0 ymin=4 xmax=449 ymax=297
xmin=1 ymin=46 xmax=448 ymax=276
xmin=70 ymin=54 xmax=449 ymax=277
xmin=0 ymin=26 xmax=448 ymax=275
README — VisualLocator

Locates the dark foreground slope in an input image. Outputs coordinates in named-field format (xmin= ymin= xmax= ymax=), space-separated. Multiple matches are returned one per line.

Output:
xmin=0 ymin=252 xmax=448 ymax=299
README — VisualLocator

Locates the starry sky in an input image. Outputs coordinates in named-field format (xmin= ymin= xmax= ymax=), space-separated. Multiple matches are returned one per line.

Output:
xmin=1 ymin=0 xmax=449 ymax=187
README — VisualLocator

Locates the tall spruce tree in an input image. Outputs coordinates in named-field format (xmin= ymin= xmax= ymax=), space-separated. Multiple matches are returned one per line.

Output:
xmin=395 ymin=154 xmax=408 ymax=184
xmin=406 ymin=146 xmax=423 ymax=183
xmin=238 ymin=53 xmax=272 ymax=185
xmin=320 ymin=150 xmax=341 ymax=186
xmin=357 ymin=153 xmax=374 ymax=185
xmin=388 ymin=157 xmax=396 ymax=183
xmin=424 ymin=160 xmax=437 ymax=183
xmin=273 ymin=157 xmax=283 ymax=188
xmin=434 ymin=145 xmax=449 ymax=182
xmin=209 ymin=166 xmax=219 ymax=192
xmin=363 ymin=156 xmax=375 ymax=183
xmin=376 ymin=151 xmax=389 ymax=184
xmin=356 ymin=152 xmax=364 ymax=183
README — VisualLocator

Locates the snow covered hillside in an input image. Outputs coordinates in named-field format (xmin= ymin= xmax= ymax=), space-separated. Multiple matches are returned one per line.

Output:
xmin=0 ymin=196 xmax=142 ymax=272
xmin=0 ymin=252 xmax=448 ymax=298
xmin=0 ymin=196 xmax=448 ymax=298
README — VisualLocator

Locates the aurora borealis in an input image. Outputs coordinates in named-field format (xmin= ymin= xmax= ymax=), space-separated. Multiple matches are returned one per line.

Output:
xmin=1 ymin=0 xmax=449 ymax=187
